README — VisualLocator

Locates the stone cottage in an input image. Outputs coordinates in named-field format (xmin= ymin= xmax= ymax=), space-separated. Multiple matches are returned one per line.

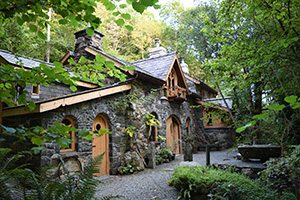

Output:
xmin=0 ymin=29 xmax=234 ymax=175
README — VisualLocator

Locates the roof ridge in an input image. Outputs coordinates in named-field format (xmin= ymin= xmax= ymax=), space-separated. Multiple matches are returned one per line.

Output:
xmin=0 ymin=49 xmax=53 ymax=66
xmin=131 ymin=51 xmax=177 ymax=64
xmin=87 ymin=46 xmax=130 ymax=66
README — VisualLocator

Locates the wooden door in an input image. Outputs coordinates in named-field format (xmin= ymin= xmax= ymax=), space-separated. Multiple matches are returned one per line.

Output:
xmin=92 ymin=114 xmax=109 ymax=175
xmin=166 ymin=116 xmax=182 ymax=154
xmin=166 ymin=117 xmax=173 ymax=152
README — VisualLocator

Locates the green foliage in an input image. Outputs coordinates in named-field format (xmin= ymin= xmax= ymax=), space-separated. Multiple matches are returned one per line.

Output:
xmin=198 ymin=0 xmax=300 ymax=146
xmin=145 ymin=111 xmax=161 ymax=127
xmin=156 ymin=148 xmax=173 ymax=165
xmin=169 ymin=166 xmax=290 ymax=200
xmin=260 ymin=145 xmax=300 ymax=198
xmin=0 ymin=149 xmax=118 ymax=200
xmin=111 ymin=89 xmax=158 ymax=109
xmin=117 ymin=161 xmax=138 ymax=175
xmin=0 ymin=0 xmax=160 ymax=41
xmin=159 ymin=1 xmax=219 ymax=83
xmin=0 ymin=148 xmax=27 ymax=200
xmin=192 ymin=103 xmax=231 ymax=126
xmin=236 ymin=95 xmax=300 ymax=147
xmin=125 ymin=126 xmax=136 ymax=137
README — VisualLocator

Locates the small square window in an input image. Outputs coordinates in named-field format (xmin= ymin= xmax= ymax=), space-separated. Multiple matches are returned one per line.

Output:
xmin=32 ymin=84 xmax=40 ymax=95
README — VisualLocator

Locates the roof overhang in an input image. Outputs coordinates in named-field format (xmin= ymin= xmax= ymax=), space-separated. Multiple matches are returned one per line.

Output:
xmin=135 ymin=70 xmax=165 ymax=85
xmin=2 ymin=83 xmax=132 ymax=117
xmin=184 ymin=73 xmax=218 ymax=94
xmin=194 ymin=100 xmax=230 ymax=112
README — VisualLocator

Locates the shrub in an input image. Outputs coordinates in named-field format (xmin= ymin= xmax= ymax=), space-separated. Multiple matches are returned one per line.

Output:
xmin=0 ymin=149 xmax=120 ymax=200
xmin=156 ymin=148 xmax=173 ymax=165
xmin=118 ymin=161 xmax=139 ymax=175
xmin=169 ymin=166 xmax=294 ymax=200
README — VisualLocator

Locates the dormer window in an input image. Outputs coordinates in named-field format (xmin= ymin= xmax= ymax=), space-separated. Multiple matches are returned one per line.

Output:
xmin=165 ymin=68 xmax=187 ymax=102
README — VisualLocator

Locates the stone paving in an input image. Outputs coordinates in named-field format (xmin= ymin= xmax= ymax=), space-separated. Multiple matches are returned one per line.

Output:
xmin=95 ymin=148 xmax=240 ymax=200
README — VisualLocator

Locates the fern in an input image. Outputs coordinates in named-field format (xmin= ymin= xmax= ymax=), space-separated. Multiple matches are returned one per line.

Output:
xmin=0 ymin=148 xmax=121 ymax=200
xmin=0 ymin=148 xmax=25 ymax=200
xmin=73 ymin=152 xmax=104 ymax=199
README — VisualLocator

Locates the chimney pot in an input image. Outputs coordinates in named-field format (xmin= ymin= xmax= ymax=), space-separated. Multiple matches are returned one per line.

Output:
xmin=181 ymin=57 xmax=185 ymax=64
xmin=155 ymin=38 xmax=159 ymax=48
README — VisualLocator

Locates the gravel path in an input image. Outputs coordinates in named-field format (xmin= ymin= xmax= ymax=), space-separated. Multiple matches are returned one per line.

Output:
xmin=95 ymin=148 xmax=237 ymax=200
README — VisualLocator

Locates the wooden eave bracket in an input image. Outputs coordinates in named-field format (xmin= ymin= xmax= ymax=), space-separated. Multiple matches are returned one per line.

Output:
xmin=2 ymin=84 xmax=132 ymax=117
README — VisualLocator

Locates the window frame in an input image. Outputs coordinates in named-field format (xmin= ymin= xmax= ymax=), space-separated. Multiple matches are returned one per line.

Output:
xmin=31 ymin=84 xmax=40 ymax=95
xmin=60 ymin=116 xmax=76 ymax=153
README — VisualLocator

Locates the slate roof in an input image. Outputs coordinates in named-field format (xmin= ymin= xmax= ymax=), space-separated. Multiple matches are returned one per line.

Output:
xmin=131 ymin=52 xmax=177 ymax=81
xmin=85 ymin=46 xmax=151 ymax=76
xmin=204 ymin=97 xmax=233 ymax=109
xmin=0 ymin=49 xmax=53 ymax=69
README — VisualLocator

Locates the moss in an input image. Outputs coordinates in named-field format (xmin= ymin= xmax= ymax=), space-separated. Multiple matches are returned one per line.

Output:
xmin=169 ymin=166 xmax=295 ymax=200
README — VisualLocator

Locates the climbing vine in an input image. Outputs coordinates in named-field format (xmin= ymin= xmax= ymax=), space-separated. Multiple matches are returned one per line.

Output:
xmin=192 ymin=103 xmax=231 ymax=126
xmin=111 ymin=89 xmax=158 ymax=109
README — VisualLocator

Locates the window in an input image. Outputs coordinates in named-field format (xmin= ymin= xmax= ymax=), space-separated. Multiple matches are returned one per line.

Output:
xmin=60 ymin=116 xmax=76 ymax=153
xmin=31 ymin=84 xmax=40 ymax=95
xmin=148 ymin=112 xmax=158 ymax=142
xmin=186 ymin=118 xmax=191 ymax=135
xmin=165 ymin=68 xmax=186 ymax=102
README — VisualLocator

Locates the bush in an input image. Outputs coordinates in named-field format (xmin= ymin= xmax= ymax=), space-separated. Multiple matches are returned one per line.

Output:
xmin=118 ymin=161 xmax=139 ymax=175
xmin=0 ymin=149 xmax=120 ymax=200
xmin=156 ymin=148 xmax=173 ymax=165
xmin=169 ymin=166 xmax=295 ymax=200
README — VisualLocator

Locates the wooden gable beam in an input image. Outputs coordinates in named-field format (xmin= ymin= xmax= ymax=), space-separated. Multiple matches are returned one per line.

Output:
xmin=184 ymin=74 xmax=201 ymax=84
xmin=59 ymin=51 xmax=71 ymax=64
xmin=75 ymin=81 xmax=98 ymax=88
xmin=2 ymin=84 xmax=131 ymax=117
xmin=40 ymin=84 xmax=131 ymax=112
xmin=2 ymin=105 xmax=40 ymax=117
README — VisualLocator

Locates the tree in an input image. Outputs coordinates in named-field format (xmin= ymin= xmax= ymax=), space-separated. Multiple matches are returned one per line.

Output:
xmin=0 ymin=0 xmax=160 ymax=150
xmin=202 ymin=0 xmax=300 ymax=143
xmin=159 ymin=1 xmax=220 ymax=84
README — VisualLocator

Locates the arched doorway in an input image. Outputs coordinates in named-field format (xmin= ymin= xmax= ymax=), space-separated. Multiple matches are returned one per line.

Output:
xmin=166 ymin=115 xmax=182 ymax=154
xmin=92 ymin=114 xmax=109 ymax=175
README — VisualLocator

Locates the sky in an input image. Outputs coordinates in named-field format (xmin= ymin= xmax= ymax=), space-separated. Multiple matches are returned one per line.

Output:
xmin=159 ymin=0 xmax=197 ymax=8
xmin=148 ymin=0 xmax=211 ymax=20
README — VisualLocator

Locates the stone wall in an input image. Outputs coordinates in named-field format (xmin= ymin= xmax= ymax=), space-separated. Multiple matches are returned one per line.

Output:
xmin=203 ymin=127 xmax=235 ymax=150
xmin=3 ymin=78 xmax=233 ymax=175
xmin=25 ymin=83 xmax=87 ymax=102
xmin=119 ymin=79 xmax=200 ymax=169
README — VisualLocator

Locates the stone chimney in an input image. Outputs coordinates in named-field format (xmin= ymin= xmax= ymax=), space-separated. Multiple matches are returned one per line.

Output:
xmin=180 ymin=57 xmax=189 ymax=74
xmin=73 ymin=29 xmax=105 ymax=61
xmin=149 ymin=38 xmax=167 ymax=58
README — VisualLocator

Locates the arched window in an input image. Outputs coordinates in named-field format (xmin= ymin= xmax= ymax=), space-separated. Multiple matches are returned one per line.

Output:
xmin=186 ymin=117 xmax=191 ymax=135
xmin=60 ymin=116 xmax=76 ymax=153
xmin=148 ymin=112 xmax=158 ymax=142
